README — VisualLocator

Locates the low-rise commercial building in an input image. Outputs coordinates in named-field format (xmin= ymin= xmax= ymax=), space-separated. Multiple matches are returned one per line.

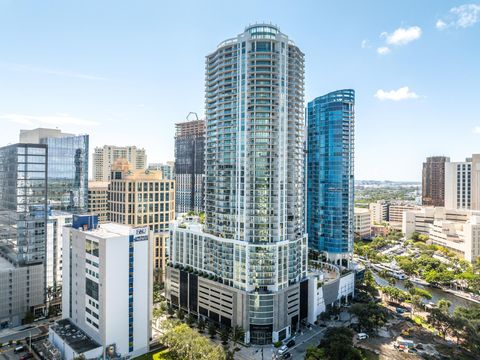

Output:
xmin=388 ymin=203 xmax=419 ymax=224
xmin=403 ymin=207 xmax=480 ymax=263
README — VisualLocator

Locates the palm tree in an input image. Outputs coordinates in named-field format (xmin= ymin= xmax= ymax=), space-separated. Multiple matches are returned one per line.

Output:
xmin=437 ymin=299 xmax=451 ymax=313
xmin=220 ymin=326 xmax=230 ymax=345
xmin=404 ymin=279 xmax=414 ymax=292
xmin=197 ymin=317 xmax=206 ymax=333
xmin=208 ymin=322 xmax=217 ymax=339
xmin=230 ymin=325 xmax=245 ymax=351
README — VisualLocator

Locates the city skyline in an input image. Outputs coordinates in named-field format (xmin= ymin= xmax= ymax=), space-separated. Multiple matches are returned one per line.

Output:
xmin=1 ymin=1 xmax=479 ymax=181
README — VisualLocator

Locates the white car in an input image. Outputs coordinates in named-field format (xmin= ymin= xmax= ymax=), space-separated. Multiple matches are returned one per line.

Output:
xmin=278 ymin=345 xmax=288 ymax=355
xmin=357 ymin=333 xmax=369 ymax=340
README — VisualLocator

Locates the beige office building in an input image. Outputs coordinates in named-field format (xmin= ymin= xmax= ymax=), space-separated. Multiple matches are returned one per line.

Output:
xmin=108 ymin=159 xmax=175 ymax=282
xmin=388 ymin=202 xmax=419 ymax=224
xmin=92 ymin=145 xmax=147 ymax=181
xmin=88 ymin=181 xmax=109 ymax=222
xmin=354 ymin=208 xmax=371 ymax=239
xmin=369 ymin=201 xmax=388 ymax=224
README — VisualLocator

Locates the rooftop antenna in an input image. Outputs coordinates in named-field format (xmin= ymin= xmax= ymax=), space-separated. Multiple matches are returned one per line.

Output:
xmin=186 ymin=112 xmax=199 ymax=121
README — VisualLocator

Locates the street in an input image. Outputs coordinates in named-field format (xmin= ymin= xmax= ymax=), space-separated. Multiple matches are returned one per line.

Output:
xmin=234 ymin=324 xmax=329 ymax=360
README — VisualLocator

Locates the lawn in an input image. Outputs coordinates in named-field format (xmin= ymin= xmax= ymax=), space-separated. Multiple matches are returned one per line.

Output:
xmin=412 ymin=315 xmax=435 ymax=333
xmin=133 ymin=348 xmax=172 ymax=360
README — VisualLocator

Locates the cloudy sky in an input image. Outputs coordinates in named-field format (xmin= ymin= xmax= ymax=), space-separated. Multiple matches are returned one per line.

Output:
xmin=0 ymin=0 xmax=479 ymax=181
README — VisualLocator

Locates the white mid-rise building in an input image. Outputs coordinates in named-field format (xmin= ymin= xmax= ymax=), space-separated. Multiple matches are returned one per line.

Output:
xmin=92 ymin=145 xmax=147 ymax=181
xmin=50 ymin=215 xmax=152 ymax=359
xmin=403 ymin=207 xmax=480 ymax=263
xmin=445 ymin=154 xmax=480 ymax=210
xmin=354 ymin=208 xmax=371 ymax=239
xmin=46 ymin=212 xmax=72 ymax=291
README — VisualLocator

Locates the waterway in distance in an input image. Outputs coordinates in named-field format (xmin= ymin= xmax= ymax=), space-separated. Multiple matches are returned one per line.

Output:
xmin=373 ymin=273 xmax=474 ymax=312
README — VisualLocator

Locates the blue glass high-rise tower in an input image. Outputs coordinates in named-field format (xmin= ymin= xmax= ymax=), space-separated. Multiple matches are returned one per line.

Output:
xmin=306 ymin=89 xmax=355 ymax=265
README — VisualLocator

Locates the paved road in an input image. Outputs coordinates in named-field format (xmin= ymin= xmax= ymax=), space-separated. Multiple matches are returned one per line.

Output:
xmin=234 ymin=324 xmax=329 ymax=360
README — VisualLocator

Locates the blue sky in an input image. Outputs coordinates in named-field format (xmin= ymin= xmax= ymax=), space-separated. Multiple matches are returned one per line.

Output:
xmin=0 ymin=0 xmax=479 ymax=181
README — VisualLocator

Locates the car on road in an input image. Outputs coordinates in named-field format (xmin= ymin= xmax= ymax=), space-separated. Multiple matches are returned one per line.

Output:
xmin=20 ymin=352 xmax=34 ymax=360
xmin=282 ymin=352 xmax=292 ymax=359
xmin=357 ymin=333 xmax=369 ymax=340
xmin=278 ymin=345 xmax=288 ymax=355
xmin=14 ymin=346 xmax=26 ymax=353
xmin=286 ymin=339 xmax=296 ymax=348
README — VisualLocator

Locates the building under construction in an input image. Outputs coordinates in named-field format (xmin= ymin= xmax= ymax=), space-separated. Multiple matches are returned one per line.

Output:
xmin=174 ymin=116 xmax=205 ymax=213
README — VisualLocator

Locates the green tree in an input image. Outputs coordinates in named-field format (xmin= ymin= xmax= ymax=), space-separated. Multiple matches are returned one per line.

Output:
xmin=230 ymin=325 xmax=245 ymax=351
xmin=24 ymin=310 xmax=34 ymax=324
xmin=176 ymin=308 xmax=185 ymax=321
xmin=305 ymin=347 xmax=327 ymax=360
xmin=427 ymin=307 xmax=454 ymax=339
xmin=197 ymin=317 xmax=206 ymax=333
xmin=160 ymin=321 xmax=226 ymax=360
xmin=220 ymin=326 xmax=230 ymax=345
xmin=403 ymin=279 xmax=414 ymax=291
xmin=208 ymin=322 xmax=218 ymax=339
xmin=317 ymin=327 xmax=363 ymax=360
xmin=186 ymin=313 xmax=196 ymax=327
xmin=349 ymin=302 xmax=387 ymax=334
xmin=409 ymin=287 xmax=432 ymax=301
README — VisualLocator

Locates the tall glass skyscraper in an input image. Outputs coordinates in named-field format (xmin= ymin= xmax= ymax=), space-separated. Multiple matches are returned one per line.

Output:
xmin=166 ymin=24 xmax=308 ymax=344
xmin=20 ymin=128 xmax=89 ymax=213
xmin=0 ymin=143 xmax=47 ymax=327
xmin=306 ymin=90 xmax=355 ymax=265
xmin=174 ymin=120 xmax=205 ymax=213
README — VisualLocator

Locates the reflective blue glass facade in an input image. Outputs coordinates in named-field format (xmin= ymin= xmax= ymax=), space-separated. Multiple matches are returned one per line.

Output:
xmin=0 ymin=143 xmax=48 ymax=265
xmin=306 ymin=90 xmax=354 ymax=262
xmin=40 ymin=135 xmax=89 ymax=213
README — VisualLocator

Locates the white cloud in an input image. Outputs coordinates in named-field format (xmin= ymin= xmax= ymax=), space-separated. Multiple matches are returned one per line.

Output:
xmin=374 ymin=86 xmax=419 ymax=101
xmin=0 ymin=62 xmax=107 ymax=81
xmin=381 ymin=26 xmax=422 ymax=45
xmin=436 ymin=19 xmax=448 ymax=30
xmin=452 ymin=4 xmax=480 ymax=28
xmin=361 ymin=39 xmax=371 ymax=48
xmin=473 ymin=126 xmax=480 ymax=134
xmin=0 ymin=113 xmax=100 ymax=127
xmin=377 ymin=46 xmax=391 ymax=55
xmin=437 ymin=4 xmax=480 ymax=30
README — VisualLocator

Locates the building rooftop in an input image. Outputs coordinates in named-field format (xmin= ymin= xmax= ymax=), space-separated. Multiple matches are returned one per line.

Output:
xmin=50 ymin=319 xmax=101 ymax=354
xmin=72 ymin=221 xmax=132 ymax=239
xmin=0 ymin=255 xmax=14 ymax=271
xmin=354 ymin=208 xmax=370 ymax=214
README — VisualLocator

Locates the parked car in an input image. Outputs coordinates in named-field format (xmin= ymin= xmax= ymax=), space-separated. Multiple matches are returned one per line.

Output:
xmin=278 ymin=345 xmax=288 ymax=355
xmin=286 ymin=339 xmax=296 ymax=348
xmin=357 ymin=333 xmax=369 ymax=340
xmin=14 ymin=346 xmax=25 ymax=353
xmin=20 ymin=352 xmax=34 ymax=360
xmin=282 ymin=353 xmax=292 ymax=359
